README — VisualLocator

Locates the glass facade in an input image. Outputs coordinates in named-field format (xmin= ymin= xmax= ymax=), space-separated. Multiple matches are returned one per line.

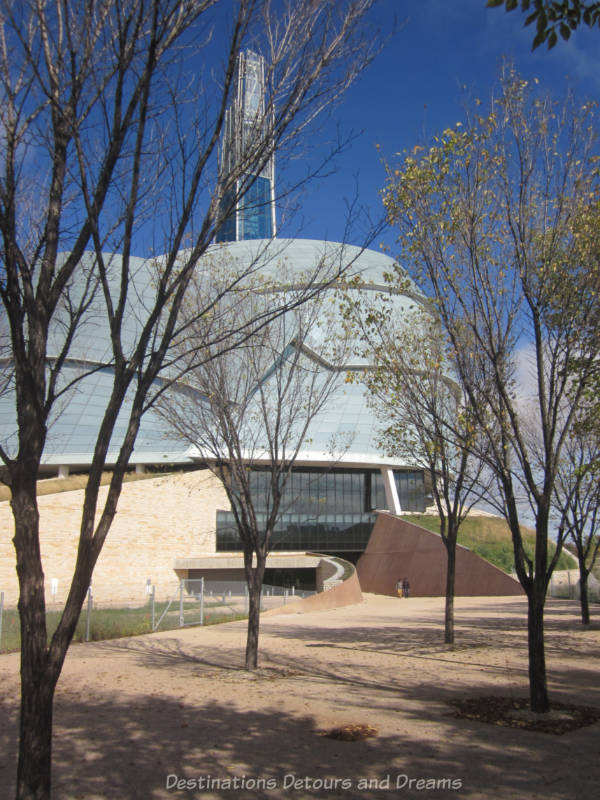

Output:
xmin=394 ymin=471 xmax=425 ymax=514
xmin=215 ymin=51 xmax=275 ymax=244
xmin=215 ymin=188 xmax=237 ymax=243
xmin=215 ymin=177 xmax=273 ymax=243
xmin=239 ymin=176 xmax=272 ymax=240
xmin=216 ymin=467 xmax=425 ymax=552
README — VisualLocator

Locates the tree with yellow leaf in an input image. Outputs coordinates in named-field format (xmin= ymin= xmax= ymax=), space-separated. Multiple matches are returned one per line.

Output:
xmin=340 ymin=285 xmax=491 ymax=646
xmin=382 ymin=67 xmax=600 ymax=713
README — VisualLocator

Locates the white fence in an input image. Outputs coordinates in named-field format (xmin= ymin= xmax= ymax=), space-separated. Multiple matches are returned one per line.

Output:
xmin=153 ymin=579 xmax=314 ymax=632
xmin=0 ymin=581 xmax=315 ymax=652
xmin=547 ymin=570 xmax=600 ymax=602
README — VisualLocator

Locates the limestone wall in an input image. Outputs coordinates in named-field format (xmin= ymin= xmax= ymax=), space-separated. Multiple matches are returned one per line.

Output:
xmin=0 ymin=470 xmax=229 ymax=607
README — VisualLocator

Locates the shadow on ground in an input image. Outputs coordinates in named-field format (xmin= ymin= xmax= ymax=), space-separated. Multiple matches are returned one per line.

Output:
xmin=2 ymin=688 xmax=599 ymax=799
xmin=2 ymin=598 xmax=599 ymax=799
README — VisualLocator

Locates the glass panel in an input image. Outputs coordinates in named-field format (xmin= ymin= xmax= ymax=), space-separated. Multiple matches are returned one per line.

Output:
xmin=216 ymin=467 xmax=392 ymax=551
xmin=215 ymin=187 xmax=237 ymax=243
xmin=394 ymin=470 xmax=426 ymax=512
xmin=240 ymin=177 xmax=272 ymax=240
xmin=243 ymin=60 xmax=261 ymax=116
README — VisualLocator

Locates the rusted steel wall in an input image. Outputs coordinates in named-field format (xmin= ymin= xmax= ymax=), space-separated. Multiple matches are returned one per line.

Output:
xmin=357 ymin=513 xmax=523 ymax=598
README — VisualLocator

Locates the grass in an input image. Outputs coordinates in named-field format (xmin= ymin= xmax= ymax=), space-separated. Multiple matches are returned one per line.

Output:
xmin=0 ymin=468 xmax=184 ymax=503
xmin=403 ymin=514 xmax=575 ymax=574
xmin=0 ymin=600 xmax=249 ymax=654
xmin=0 ymin=604 xmax=166 ymax=653
xmin=204 ymin=612 xmax=248 ymax=626
xmin=329 ymin=556 xmax=356 ymax=582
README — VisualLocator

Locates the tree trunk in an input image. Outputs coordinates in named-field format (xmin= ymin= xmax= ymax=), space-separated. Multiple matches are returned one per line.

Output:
xmin=244 ymin=554 xmax=266 ymax=670
xmin=16 ymin=669 xmax=56 ymax=800
xmin=527 ymin=583 xmax=549 ymax=713
xmin=578 ymin=563 xmax=590 ymax=625
xmin=12 ymin=477 xmax=56 ymax=800
xmin=12 ymin=470 xmax=97 ymax=799
xmin=444 ymin=540 xmax=456 ymax=646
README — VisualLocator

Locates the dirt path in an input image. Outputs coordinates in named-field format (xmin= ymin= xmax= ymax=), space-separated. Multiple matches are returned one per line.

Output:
xmin=0 ymin=595 xmax=598 ymax=799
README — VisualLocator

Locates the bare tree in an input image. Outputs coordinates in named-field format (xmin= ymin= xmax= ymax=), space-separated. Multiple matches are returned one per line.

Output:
xmin=160 ymin=281 xmax=350 ymax=669
xmin=342 ymin=289 xmax=490 ymax=645
xmin=0 ymin=1 xmax=377 ymax=796
xmin=554 ymin=429 xmax=600 ymax=624
xmin=381 ymin=68 xmax=600 ymax=712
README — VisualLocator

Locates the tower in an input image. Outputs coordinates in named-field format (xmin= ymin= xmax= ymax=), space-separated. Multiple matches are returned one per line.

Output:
xmin=216 ymin=51 xmax=276 ymax=242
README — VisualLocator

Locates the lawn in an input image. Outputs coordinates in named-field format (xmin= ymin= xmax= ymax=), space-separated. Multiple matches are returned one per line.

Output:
xmin=0 ymin=467 xmax=186 ymax=502
xmin=403 ymin=514 xmax=575 ymax=574
xmin=0 ymin=600 xmax=248 ymax=654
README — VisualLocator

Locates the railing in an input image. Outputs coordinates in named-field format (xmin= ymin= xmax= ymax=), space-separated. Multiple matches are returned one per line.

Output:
xmin=152 ymin=579 xmax=315 ymax=632
xmin=0 ymin=580 xmax=315 ymax=652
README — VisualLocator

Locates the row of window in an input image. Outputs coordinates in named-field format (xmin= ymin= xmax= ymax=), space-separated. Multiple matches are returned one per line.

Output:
xmin=230 ymin=467 xmax=424 ymax=515
xmin=216 ymin=514 xmax=376 ymax=553
xmin=215 ymin=467 xmax=425 ymax=552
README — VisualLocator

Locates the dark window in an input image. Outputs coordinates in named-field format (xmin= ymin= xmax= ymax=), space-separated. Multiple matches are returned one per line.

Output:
xmin=394 ymin=470 xmax=425 ymax=512
xmin=371 ymin=471 xmax=387 ymax=510
xmin=215 ymin=187 xmax=237 ymax=242
xmin=216 ymin=467 xmax=425 ymax=552
xmin=239 ymin=176 xmax=272 ymax=240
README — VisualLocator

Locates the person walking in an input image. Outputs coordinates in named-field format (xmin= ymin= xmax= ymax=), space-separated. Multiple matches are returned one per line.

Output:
xmin=402 ymin=577 xmax=410 ymax=599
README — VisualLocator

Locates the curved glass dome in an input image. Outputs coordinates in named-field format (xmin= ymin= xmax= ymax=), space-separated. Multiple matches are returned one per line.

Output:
xmin=0 ymin=238 xmax=423 ymax=473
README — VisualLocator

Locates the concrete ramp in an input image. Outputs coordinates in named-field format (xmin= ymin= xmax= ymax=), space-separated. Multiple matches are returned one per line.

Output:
xmin=264 ymin=558 xmax=363 ymax=616
xmin=357 ymin=513 xmax=523 ymax=597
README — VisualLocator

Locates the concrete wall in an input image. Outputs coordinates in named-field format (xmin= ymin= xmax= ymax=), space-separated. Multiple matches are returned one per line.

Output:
xmin=0 ymin=470 xmax=229 ymax=607
xmin=265 ymin=563 xmax=363 ymax=616
xmin=357 ymin=513 xmax=523 ymax=597
xmin=188 ymin=568 xmax=246 ymax=583
xmin=315 ymin=556 xmax=339 ymax=592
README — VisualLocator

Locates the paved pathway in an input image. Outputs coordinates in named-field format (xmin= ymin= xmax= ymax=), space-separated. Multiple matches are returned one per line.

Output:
xmin=0 ymin=594 xmax=598 ymax=799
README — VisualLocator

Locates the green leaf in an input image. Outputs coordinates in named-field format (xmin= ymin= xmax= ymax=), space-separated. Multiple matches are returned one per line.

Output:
xmin=559 ymin=22 xmax=571 ymax=39
xmin=536 ymin=9 xmax=548 ymax=33
xmin=486 ymin=0 xmax=507 ymax=7
xmin=525 ymin=10 xmax=539 ymax=26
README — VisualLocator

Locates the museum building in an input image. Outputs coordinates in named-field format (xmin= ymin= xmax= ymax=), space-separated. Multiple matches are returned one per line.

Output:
xmin=0 ymin=50 xmax=428 ymax=598
xmin=0 ymin=51 xmax=525 ymax=604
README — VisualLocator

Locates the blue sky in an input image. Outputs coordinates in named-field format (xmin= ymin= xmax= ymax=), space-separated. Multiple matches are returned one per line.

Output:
xmin=288 ymin=0 xmax=600 ymax=250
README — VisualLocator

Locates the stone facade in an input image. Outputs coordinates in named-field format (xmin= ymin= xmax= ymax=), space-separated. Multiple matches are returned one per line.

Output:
xmin=0 ymin=470 xmax=229 ymax=607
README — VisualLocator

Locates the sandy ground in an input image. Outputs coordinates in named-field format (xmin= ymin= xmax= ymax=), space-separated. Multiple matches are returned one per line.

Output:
xmin=0 ymin=594 xmax=598 ymax=800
